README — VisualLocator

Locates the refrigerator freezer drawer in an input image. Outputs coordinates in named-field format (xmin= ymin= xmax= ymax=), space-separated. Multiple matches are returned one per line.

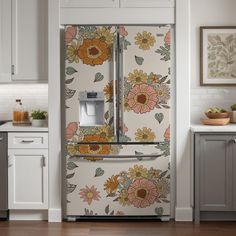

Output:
xmin=66 ymin=144 xmax=170 ymax=217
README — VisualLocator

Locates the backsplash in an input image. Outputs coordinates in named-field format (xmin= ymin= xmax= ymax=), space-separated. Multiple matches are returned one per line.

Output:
xmin=0 ymin=84 xmax=48 ymax=120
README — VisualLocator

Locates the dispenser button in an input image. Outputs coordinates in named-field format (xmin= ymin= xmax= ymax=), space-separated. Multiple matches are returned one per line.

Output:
xmin=87 ymin=92 xmax=97 ymax=98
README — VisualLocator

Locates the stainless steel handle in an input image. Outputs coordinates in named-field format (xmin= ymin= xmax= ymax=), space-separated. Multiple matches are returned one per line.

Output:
xmin=0 ymin=137 xmax=3 ymax=141
xmin=112 ymin=39 xmax=117 ymax=139
xmin=232 ymin=139 xmax=236 ymax=143
xmin=21 ymin=140 xmax=34 ymax=143
xmin=73 ymin=154 xmax=161 ymax=159
xmin=41 ymin=156 xmax=46 ymax=167
xmin=119 ymin=37 xmax=125 ymax=135
xmin=8 ymin=155 xmax=13 ymax=167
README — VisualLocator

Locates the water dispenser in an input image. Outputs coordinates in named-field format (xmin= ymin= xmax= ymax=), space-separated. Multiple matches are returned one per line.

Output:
xmin=79 ymin=91 xmax=105 ymax=127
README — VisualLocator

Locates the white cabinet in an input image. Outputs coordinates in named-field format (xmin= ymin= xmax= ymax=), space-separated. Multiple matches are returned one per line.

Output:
xmin=11 ymin=0 xmax=48 ymax=82
xmin=120 ymin=0 xmax=175 ymax=7
xmin=0 ymin=0 xmax=11 ymax=82
xmin=8 ymin=132 xmax=48 ymax=210
xmin=60 ymin=0 xmax=174 ymax=8
xmin=60 ymin=0 xmax=119 ymax=8
xmin=0 ymin=0 xmax=48 ymax=83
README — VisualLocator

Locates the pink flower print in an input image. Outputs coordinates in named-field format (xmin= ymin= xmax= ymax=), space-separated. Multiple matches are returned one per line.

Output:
xmin=164 ymin=30 xmax=171 ymax=45
xmin=164 ymin=125 xmax=170 ymax=141
xmin=128 ymin=179 xmax=158 ymax=208
xmin=66 ymin=122 xmax=78 ymax=140
xmin=65 ymin=26 xmax=77 ymax=44
xmin=79 ymin=185 xmax=101 ymax=205
xmin=119 ymin=26 xmax=128 ymax=37
xmin=127 ymin=84 xmax=158 ymax=114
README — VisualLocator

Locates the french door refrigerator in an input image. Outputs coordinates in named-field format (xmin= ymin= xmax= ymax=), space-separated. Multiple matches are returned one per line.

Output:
xmin=63 ymin=25 xmax=172 ymax=220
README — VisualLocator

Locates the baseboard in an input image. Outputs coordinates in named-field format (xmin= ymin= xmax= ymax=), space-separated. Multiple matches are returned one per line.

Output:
xmin=48 ymin=208 xmax=62 ymax=222
xmin=175 ymin=207 xmax=193 ymax=221
xmin=9 ymin=210 xmax=48 ymax=221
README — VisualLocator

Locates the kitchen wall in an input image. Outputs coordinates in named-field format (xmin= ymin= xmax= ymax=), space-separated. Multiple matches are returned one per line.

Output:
xmin=0 ymin=84 xmax=48 ymax=120
xmin=191 ymin=0 xmax=236 ymax=123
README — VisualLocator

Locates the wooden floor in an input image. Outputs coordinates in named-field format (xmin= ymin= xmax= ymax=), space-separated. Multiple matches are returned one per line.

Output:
xmin=0 ymin=221 xmax=236 ymax=236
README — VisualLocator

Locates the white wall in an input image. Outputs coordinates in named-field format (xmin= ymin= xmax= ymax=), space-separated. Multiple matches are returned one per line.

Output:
xmin=0 ymin=84 xmax=48 ymax=120
xmin=191 ymin=0 xmax=236 ymax=124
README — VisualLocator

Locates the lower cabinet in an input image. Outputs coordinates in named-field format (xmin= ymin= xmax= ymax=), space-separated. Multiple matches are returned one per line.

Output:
xmin=194 ymin=133 xmax=236 ymax=222
xmin=8 ymin=132 xmax=48 ymax=210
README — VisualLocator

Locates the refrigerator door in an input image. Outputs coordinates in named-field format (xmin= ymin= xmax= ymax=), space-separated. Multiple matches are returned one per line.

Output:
xmin=118 ymin=25 xmax=171 ymax=144
xmin=65 ymin=25 xmax=118 ymax=145
xmin=66 ymin=144 xmax=170 ymax=217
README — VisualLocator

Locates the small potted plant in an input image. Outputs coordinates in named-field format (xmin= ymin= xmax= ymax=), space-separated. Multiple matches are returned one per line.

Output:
xmin=31 ymin=110 xmax=47 ymax=127
xmin=230 ymin=104 xmax=236 ymax=123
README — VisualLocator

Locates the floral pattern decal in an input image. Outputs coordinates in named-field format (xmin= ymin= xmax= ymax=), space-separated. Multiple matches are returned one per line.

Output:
xmin=79 ymin=185 xmax=101 ymax=205
xmin=135 ymin=31 xmax=156 ymax=50
xmin=104 ymin=164 xmax=170 ymax=208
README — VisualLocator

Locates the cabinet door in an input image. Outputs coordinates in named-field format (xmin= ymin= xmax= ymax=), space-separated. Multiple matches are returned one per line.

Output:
xmin=120 ymin=0 xmax=175 ymax=8
xmin=0 ymin=0 xmax=11 ymax=83
xmin=0 ymin=133 xmax=8 ymax=211
xmin=8 ymin=149 xmax=48 ymax=209
xmin=233 ymin=137 xmax=236 ymax=211
xmin=12 ymin=0 xmax=48 ymax=82
xmin=199 ymin=134 xmax=233 ymax=211
xmin=60 ymin=0 xmax=119 ymax=8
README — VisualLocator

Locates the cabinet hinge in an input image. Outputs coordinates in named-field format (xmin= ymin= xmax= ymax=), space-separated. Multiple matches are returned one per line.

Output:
xmin=11 ymin=65 xmax=15 ymax=75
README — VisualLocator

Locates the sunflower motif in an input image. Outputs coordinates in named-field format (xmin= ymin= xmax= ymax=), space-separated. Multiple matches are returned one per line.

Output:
xmin=79 ymin=135 xmax=111 ymax=161
xmin=78 ymin=39 xmax=110 ymax=66
xmin=118 ymin=189 xmax=131 ymax=206
xmin=95 ymin=27 xmax=114 ymax=45
xmin=135 ymin=127 xmax=156 ymax=142
xmin=67 ymin=144 xmax=80 ymax=156
xmin=104 ymin=175 xmax=119 ymax=195
xmin=127 ymin=70 xmax=148 ymax=85
xmin=156 ymin=84 xmax=170 ymax=104
xmin=128 ymin=165 xmax=148 ymax=180
xmin=66 ymin=41 xmax=80 ymax=63
xmin=103 ymin=81 xmax=113 ymax=102
xmin=135 ymin=31 xmax=156 ymax=50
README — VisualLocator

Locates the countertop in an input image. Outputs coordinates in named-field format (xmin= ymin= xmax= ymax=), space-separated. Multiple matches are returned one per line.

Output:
xmin=0 ymin=122 xmax=48 ymax=132
xmin=191 ymin=123 xmax=236 ymax=133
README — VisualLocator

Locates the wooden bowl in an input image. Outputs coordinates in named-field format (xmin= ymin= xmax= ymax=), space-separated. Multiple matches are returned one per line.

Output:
xmin=201 ymin=118 xmax=230 ymax=126
xmin=205 ymin=112 xmax=229 ymax=119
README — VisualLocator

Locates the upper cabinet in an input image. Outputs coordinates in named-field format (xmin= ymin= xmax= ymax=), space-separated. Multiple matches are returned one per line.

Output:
xmin=60 ymin=0 xmax=174 ymax=8
xmin=120 ymin=0 xmax=175 ymax=7
xmin=60 ymin=0 xmax=120 ymax=8
xmin=0 ymin=0 xmax=48 ymax=83
xmin=0 ymin=0 xmax=11 ymax=83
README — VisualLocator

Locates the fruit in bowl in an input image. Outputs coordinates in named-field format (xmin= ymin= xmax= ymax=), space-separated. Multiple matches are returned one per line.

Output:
xmin=205 ymin=107 xmax=229 ymax=119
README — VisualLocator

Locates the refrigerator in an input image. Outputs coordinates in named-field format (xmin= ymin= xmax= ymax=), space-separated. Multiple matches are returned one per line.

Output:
xmin=63 ymin=25 xmax=172 ymax=220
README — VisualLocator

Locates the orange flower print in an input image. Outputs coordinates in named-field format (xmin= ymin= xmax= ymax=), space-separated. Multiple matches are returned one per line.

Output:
xmin=78 ymin=39 xmax=110 ymax=66
xmin=127 ymin=84 xmax=158 ymax=114
xmin=65 ymin=26 xmax=77 ymax=44
xmin=164 ymin=30 xmax=171 ymax=45
xmin=66 ymin=122 xmax=78 ymax=140
xmin=164 ymin=126 xmax=170 ymax=141
xmin=103 ymin=82 xmax=113 ymax=102
xmin=79 ymin=185 xmax=101 ymax=205
xmin=79 ymin=135 xmax=111 ymax=161
xmin=104 ymin=175 xmax=119 ymax=195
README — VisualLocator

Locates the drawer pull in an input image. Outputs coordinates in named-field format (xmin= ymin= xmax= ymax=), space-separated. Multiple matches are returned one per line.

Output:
xmin=21 ymin=140 xmax=34 ymax=143
xmin=41 ymin=156 xmax=46 ymax=167
xmin=232 ymin=139 xmax=236 ymax=144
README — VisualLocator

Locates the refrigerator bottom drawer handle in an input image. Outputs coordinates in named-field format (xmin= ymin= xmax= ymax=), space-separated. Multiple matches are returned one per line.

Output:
xmin=73 ymin=154 xmax=162 ymax=159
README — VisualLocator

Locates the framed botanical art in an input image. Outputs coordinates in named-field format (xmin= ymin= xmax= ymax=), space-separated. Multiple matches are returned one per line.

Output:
xmin=200 ymin=26 xmax=236 ymax=86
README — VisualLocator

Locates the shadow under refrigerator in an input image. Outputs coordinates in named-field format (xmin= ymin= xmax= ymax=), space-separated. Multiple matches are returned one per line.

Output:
xmin=63 ymin=25 xmax=172 ymax=220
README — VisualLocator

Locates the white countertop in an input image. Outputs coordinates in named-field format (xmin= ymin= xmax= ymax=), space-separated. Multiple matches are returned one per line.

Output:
xmin=0 ymin=122 xmax=48 ymax=132
xmin=191 ymin=123 xmax=236 ymax=132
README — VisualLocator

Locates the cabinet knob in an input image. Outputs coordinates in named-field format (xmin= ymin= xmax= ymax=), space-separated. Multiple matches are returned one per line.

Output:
xmin=231 ymin=139 xmax=236 ymax=143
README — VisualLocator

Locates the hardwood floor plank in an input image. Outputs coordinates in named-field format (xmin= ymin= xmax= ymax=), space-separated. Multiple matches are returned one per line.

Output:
xmin=0 ymin=221 xmax=236 ymax=236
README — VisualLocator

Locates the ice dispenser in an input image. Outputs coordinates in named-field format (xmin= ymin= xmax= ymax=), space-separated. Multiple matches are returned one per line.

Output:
xmin=79 ymin=91 xmax=104 ymax=126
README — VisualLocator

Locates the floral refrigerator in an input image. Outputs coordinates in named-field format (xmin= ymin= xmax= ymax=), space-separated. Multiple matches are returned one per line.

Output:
xmin=63 ymin=25 xmax=172 ymax=220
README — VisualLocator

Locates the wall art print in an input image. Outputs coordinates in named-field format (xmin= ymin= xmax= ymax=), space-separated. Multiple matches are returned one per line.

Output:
xmin=200 ymin=26 xmax=236 ymax=85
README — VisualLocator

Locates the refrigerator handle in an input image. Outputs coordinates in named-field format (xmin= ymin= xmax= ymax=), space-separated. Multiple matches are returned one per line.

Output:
xmin=119 ymin=36 xmax=125 ymax=136
xmin=112 ymin=38 xmax=117 ymax=139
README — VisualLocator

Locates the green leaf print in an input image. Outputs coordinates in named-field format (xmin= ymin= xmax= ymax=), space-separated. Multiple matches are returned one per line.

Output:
xmin=135 ymin=55 xmax=144 ymax=65
xmin=67 ymin=162 xmax=78 ymax=170
xmin=66 ymin=67 xmax=77 ymax=75
xmin=94 ymin=72 xmax=104 ymax=82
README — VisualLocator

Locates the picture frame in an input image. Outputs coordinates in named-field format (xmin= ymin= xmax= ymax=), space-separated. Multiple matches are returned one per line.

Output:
xmin=200 ymin=26 xmax=236 ymax=86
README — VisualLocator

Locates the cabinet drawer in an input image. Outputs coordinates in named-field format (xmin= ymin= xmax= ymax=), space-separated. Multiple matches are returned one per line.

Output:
xmin=8 ymin=133 xmax=48 ymax=149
